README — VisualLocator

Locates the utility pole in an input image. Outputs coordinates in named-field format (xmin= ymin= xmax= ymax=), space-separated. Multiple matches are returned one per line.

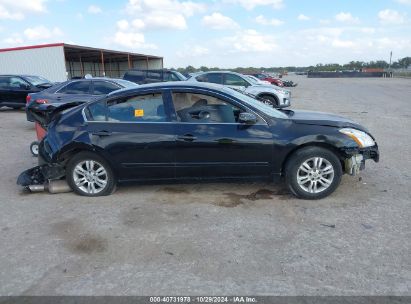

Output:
xmin=389 ymin=51 xmax=392 ymax=69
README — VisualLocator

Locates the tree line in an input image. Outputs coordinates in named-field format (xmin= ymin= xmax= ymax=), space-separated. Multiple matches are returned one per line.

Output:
xmin=173 ymin=57 xmax=411 ymax=74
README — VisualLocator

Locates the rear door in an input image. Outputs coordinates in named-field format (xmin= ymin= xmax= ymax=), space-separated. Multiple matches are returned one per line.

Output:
xmin=85 ymin=90 xmax=176 ymax=181
xmin=0 ymin=76 xmax=12 ymax=104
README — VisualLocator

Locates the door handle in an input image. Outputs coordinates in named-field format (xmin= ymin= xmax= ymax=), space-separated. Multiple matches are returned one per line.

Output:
xmin=92 ymin=130 xmax=112 ymax=136
xmin=177 ymin=134 xmax=197 ymax=142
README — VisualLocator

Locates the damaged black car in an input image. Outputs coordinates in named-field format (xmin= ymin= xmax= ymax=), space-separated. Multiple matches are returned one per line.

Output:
xmin=18 ymin=82 xmax=379 ymax=200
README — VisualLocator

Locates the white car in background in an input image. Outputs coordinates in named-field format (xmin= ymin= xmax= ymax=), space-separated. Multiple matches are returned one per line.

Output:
xmin=244 ymin=75 xmax=272 ymax=85
xmin=188 ymin=71 xmax=291 ymax=108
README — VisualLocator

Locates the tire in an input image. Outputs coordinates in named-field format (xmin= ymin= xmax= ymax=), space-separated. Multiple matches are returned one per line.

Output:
xmin=66 ymin=152 xmax=116 ymax=197
xmin=30 ymin=141 xmax=39 ymax=157
xmin=260 ymin=94 xmax=278 ymax=107
xmin=285 ymin=146 xmax=342 ymax=200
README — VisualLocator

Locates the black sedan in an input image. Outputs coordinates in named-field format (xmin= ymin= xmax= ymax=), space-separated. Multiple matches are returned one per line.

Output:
xmin=26 ymin=77 xmax=138 ymax=121
xmin=0 ymin=75 xmax=53 ymax=109
xmin=18 ymin=82 xmax=379 ymax=200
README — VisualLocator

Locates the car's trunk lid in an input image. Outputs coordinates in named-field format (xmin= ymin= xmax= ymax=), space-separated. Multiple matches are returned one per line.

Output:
xmin=27 ymin=101 xmax=84 ymax=128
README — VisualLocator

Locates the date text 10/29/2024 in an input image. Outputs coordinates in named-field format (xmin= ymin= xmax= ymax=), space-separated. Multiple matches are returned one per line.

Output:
xmin=149 ymin=297 xmax=257 ymax=303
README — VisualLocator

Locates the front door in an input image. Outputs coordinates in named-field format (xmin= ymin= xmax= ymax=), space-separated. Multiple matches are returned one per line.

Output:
xmin=169 ymin=89 xmax=273 ymax=180
xmin=0 ymin=76 xmax=31 ymax=105
xmin=85 ymin=91 xmax=176 ymax=181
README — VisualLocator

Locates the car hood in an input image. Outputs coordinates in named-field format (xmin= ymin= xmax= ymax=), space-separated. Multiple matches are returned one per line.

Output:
xmin=284 ymin=109 xmax=367 ymax=131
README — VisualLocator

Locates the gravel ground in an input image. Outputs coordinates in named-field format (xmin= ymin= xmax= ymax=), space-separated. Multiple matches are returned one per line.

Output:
xmin=0 ymin=76 xmax=410 ymax=296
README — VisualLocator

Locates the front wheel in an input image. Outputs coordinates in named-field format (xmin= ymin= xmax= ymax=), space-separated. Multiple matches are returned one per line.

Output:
xmin=66 ymin=152 xmax=116 ymax=196
xmin=260 ymin=95 xmax=278 ymax=107
xmin=285 ymin=147 xmax=342 ymax=199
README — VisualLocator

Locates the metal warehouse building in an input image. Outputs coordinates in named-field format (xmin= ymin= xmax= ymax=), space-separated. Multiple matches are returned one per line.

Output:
xmin=0 ymin=43 xmax=163 ymax=82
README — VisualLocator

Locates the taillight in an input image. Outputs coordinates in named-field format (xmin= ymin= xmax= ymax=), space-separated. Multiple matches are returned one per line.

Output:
xmin=26 ymin=95 xmax=31 ymax=104
xmin=35 ymin=99 xmax=49 ymax=104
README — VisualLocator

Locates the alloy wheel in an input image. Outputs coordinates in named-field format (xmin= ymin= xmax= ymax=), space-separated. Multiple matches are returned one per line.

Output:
xmin=73 ymin=160 xmax=108 ymax=194
xmin=296 ymin=157 xmax=335 ymax=194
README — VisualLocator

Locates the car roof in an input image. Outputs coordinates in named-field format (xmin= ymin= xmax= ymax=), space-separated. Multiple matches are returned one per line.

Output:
xmin=0 ymin=74 xmax=42 ymax=77
xmin=68 ymin=77 xmax=118 ymax=81
xmin=107 ymin=81 xmax=231 ymax=98
xmin=125 ymin=69 xmax=177 ymax=72
xmin=194 ymin=71 xmax=244 ymax=76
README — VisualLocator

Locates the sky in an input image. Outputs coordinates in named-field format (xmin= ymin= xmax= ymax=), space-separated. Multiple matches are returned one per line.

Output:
xmin=0 ymin=0 xmax=410 ymax=68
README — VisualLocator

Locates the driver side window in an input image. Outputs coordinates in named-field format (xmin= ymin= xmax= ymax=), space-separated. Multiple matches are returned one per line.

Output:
xmin=171 ymin=92 xmax=242 ymax=123
xmin=9 ymin=77 xmax=29 ymax=89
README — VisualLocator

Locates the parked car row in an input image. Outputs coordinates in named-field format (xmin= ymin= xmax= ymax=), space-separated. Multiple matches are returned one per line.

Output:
xmin=0 ymin=70 xmax=294 ymax=112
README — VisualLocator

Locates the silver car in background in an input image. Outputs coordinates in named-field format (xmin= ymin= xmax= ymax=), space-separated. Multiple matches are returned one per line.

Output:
xmin=188 ymin=71 xmax=291 ymax=108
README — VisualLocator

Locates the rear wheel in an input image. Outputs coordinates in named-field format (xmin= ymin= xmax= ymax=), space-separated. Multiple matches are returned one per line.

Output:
xmin=285 ymin=147 xmax=342 ymax=199
xmin=30 ymin=141 xmax=39 ymax=157
xmin=66 ymin=152 xmax=116 ymax=196
xmin=260 ymin=94 xmax=278 ymax=107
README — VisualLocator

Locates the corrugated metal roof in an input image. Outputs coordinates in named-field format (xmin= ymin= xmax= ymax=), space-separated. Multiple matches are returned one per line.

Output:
xmin=0 ymin=42 xmax=162 ymax=59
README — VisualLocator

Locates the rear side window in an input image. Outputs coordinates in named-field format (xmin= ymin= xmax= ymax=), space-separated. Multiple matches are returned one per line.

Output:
xmin=92 ymin=81 xmax=120 ymax=95
xmin=58 ymin=81 xmax=91 ymax=94
xmin=196 ymin=73 xmax=222 ymax=84
xmin=146 ymin=71 xmax=162 ymax=83
xmin=123 ymin=71 xmax=145 ymax=83
xmin=0 ymin=76 xmax=12 ymax=89
xmin=107 ymin=93 xmax=166 ymax=122
xmin=86 ymin=101 xmax=107 ymax=121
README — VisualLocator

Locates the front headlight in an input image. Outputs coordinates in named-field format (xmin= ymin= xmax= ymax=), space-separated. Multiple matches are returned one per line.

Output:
xmin=274 ymin=88 xmax=289 ymax=95
xmin=339 ymin=128 xmax=375 ymax=148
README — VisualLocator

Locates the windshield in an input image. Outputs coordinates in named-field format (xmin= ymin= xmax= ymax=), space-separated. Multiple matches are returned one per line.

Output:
xmin=173 ymin=71 xmax=187 ymax=81
xmin=245 ymin=76 xmax=259 ymax=84
xmin=114 ymin=79 xmax=139 ymax=88
xmin=226 ymin=87 xmax=288 ymax=119
xmin=24 ymin=76 xmax=51 ymax=86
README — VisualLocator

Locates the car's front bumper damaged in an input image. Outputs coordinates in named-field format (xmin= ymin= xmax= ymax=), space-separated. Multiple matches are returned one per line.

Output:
xmin=340 ymin=145 xmax=379 ymax=176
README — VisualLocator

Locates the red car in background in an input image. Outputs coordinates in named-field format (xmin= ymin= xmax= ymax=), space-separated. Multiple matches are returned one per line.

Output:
xmin=249 ymin=73 xmax=284 ymax=87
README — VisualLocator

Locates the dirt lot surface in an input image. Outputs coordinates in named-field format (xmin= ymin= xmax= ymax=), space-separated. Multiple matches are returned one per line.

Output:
xmin=0 ymin=76 xmax=410 ymax=295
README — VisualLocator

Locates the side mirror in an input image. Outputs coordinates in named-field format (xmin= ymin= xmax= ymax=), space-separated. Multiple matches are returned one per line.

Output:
xmin=239 ymin=112 xmax=257 ymax=124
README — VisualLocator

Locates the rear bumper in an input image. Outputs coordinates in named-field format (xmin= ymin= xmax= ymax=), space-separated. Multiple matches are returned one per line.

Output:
xmin=17 ymin=164 xmax=65 ymax=186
